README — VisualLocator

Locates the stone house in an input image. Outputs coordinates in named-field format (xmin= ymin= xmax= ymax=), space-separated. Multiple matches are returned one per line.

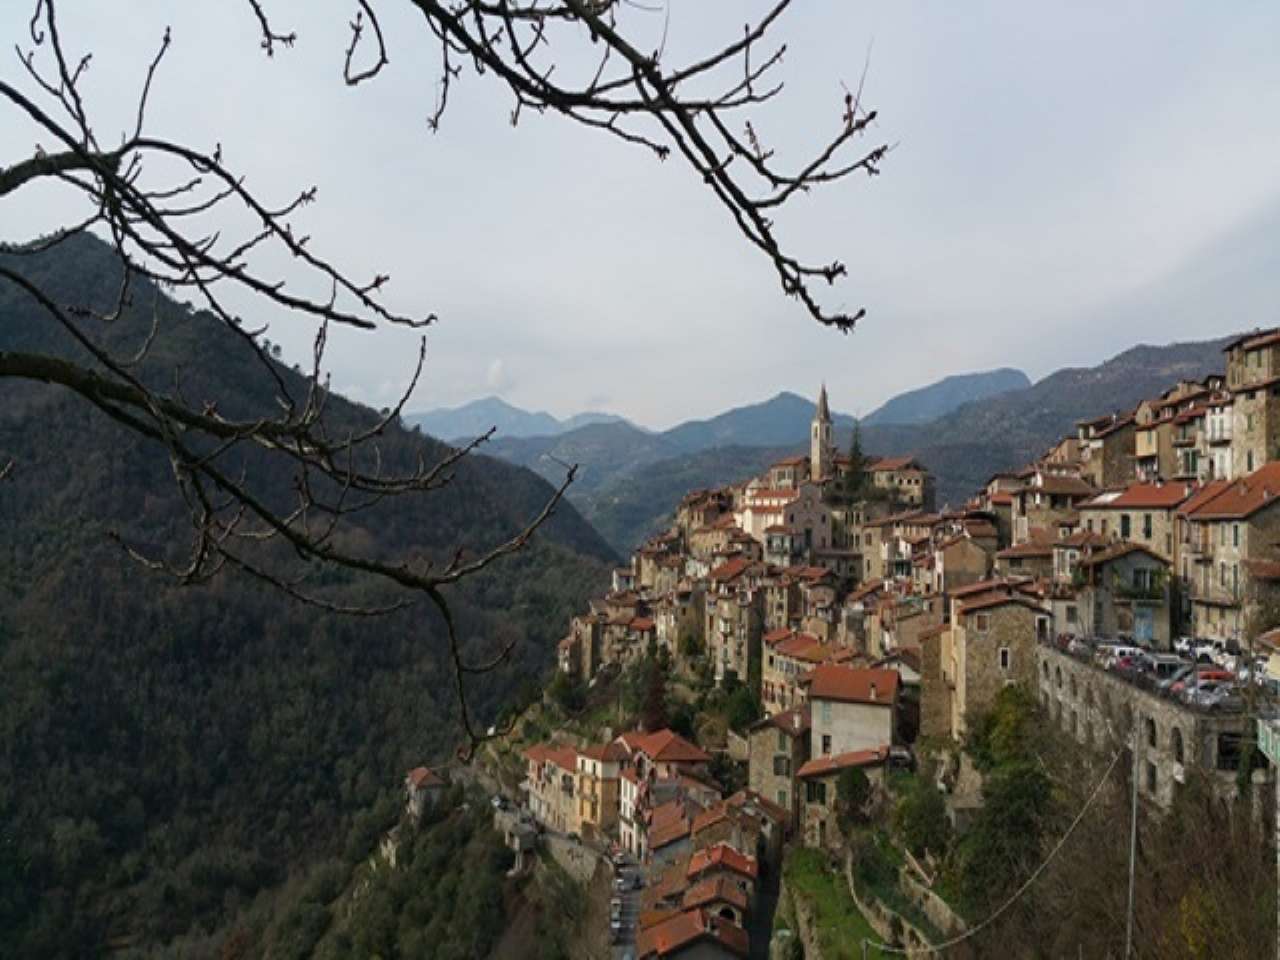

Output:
xmin=616 ymin=730 xmax=713 ymax=858
xmin=746 ymin=707 xmax=811 ymax=827
xmin=796 ymin=746 xmax=889 ymax=849
xmin=404 ymin=766 xmax=446 ymax=821
xmin=1051 ymin=530 xmax=1109 ymax=584
xmin=523 ymin=743 xmax=581 ymax=834
xmin=917 ymin=623 xmax=951 ymax=739
xmin=1076 ymin=543 xmax=1173 ymax=647
xmin=656 ymin=584 xmax=706 ymax=663
xmin=706 ymin=589 xmax=762 ymax=687
xmin=868 ymin=456 xmax=936 ymax=510
xmin=1133 ymin=398 xmax=1178 ymax=482
xmin=1010 ymin=471 xmax=1097 ymax=544
xmin=994 ymin=541 xmax=1054 ymax=579
xmin=1177 ymin=462 xmax=1280 ymax=642
xmin=1078 ymin=481 xmax=1193 ymax=562
xmin=1077 ymin=413 xmax=1136 ymax=488
xmin=1205 ymin=391 xmax=1235 ymax=480
xmin=943 ymin=593 xmax=1045 ymax=741
xmin=800 ymin=664 xmax=899 ymax=758
xmin=1224 ymin=327 xmax=1280 ymax=477
xmin=576 ymin=742 xmax=624 ymax=840
xmin=929 ymin=534 xmax=993 ymax=595
xmin=761 ymin=630 xmax=835 ymax=714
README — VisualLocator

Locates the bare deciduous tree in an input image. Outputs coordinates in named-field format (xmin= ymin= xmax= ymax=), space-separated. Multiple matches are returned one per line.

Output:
xmin=0 ymin=0 xmax=887 ymax=758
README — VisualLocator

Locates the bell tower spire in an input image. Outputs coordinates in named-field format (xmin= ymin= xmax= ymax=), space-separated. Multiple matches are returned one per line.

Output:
xmin=811 ymin=384 xmax=833 ymax=481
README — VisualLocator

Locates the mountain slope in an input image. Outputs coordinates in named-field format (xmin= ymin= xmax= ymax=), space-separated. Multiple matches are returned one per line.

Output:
xmin=862 ymin=367 xmax=1030 ymax=426
xmin=865 ymin=337 xmax=1232 ymax=503
xmin=565 ymin=336 xmax=1232 ymax=551
xmin=405 ymin=395 xmax=626 ymax=441
xmin=662 ymin=391 xmax=856 ymax=454
xmin=0 ymin=234 xmax=613 ymax=956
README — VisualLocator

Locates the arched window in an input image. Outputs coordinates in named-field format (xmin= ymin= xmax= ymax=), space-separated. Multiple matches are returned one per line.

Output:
xmin=1145 ymin=717 xmax=1157 ymax=749
xmin=1172 ymin=727 xmax=1185 ymax=764
xmin=1070 ymin=675 xmax=1078 ymax=699
xmin=1042 ymin=661 xmax=1050 ymax=680
xmin=1056 ymin=667 xmax=1063 ymax=689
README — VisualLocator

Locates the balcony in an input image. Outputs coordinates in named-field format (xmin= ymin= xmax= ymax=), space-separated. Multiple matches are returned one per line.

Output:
xmin=1206 ymin=426 xmax=1232 ymax=445
xmin=1186 ymin=580 xmax=1241 ymax=608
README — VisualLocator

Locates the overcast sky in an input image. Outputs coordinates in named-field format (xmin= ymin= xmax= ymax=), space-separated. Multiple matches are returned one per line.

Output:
xmin=3 ymin=2 xmax=1279 ymax=429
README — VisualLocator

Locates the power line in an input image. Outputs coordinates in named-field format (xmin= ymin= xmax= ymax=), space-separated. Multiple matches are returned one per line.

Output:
xmin=865 ymin=747 xmax=1126 ymax=956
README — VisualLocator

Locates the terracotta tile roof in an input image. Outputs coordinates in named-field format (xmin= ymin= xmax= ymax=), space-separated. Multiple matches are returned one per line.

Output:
xmin=748 ymin=706 xmax=810 ymax=737
xmin=709 ymin=557 xmax=754 ymax=583
xmin=682 ymin=875 xmax=750 ymax=913
xmin=797 ymin=746 xmax=890 ymax=779
xmin=801 ymin=664 xmax=899 ymax=706
xmin=772 ymin=455 xmax=808 ymax=467
xmin=630 ymin=617 xmax=656 ymax=632
xmin=649 ymin=809 xmax=693 ymax=851
xmin=848 ymin=578 xmax=885 ymax=603
xmin=406 ymin=766 xmax=444 ymax=789
xmin=687 ymin=842 xmax=759 ymax=881
xmin=1055 ymin=530 xmax=1108 ymax=549
xmin=1256 ymin=627 xmax=1280 ymax=653
xmin=989 ymin=492 xmax=1015 ymax=506
xmin=726 ymin=789 xmax=791 ymax=826
xmin=524 ymin=743 xmax=580 ymax=772
xmin=948 ymin=577 xmax=1012 ymax=598
xmin=1181 ymin=463 xmax=1280 ymax=520
xmin=1239 ymin=329 xmax=1280 ymax=352
xmin=636 ymin=908 xmax=750 ymax=959
xmin=871 ymin=456 xmax=923 ymax=472
xmin=1243 ymin=559 xmax=1280 ymax=581
xmin=1076 ymin=541 xmax=1169 ymax=568
xmin=1084 ymin=481 xmax=1195 ymax=510
xmin=958 ymin=593 xmax=1047 ymax=615
xmin=773 ymin=632 xmax=830 ymax=661
xmin=578 ymin=742 xmax=627 ymax=763
xmin=763 ymin=627 xmax=794 ymax=646
xmin=1176 ymin=479 xmax=1233 ymax=517
xmin=651 ymin=860 xmax=692 ymax=902
xmin=618 ymin=729 xmax=711 ymax=764
xmin=996 ymin=542 xmax=1054 ymax=559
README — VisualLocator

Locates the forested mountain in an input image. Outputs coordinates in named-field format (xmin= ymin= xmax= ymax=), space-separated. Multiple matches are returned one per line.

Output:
xmin=404 ymin=395 xmax=628 ymax=442
xmin=519 ymin=337 xmax=1232 ymax=552
xmin=861 ymin=367 xmax=1030 ymax=425
xmin=0 ymin=234 xmax=613 ymax=957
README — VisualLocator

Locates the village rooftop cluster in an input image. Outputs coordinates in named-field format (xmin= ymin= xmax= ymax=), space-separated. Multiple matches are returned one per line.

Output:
xmin=472 ymin=330 xmax=1280 ymax=958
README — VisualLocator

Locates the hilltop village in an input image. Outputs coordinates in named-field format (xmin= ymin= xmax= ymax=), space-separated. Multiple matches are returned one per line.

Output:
xmin=435 ymin=331 xmax=1280 ymax=958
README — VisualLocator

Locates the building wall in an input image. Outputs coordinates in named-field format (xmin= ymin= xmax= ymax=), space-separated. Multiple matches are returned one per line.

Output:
xmin=809 ymin=697 xmax=895 ymax=757
xmin=1036 ymin=644 xmax=1259 ymax=809
xmin=918 ymin=629 xmax=952 ymax=740
xmin=952 ymin=604 xmax=1039 ymax=740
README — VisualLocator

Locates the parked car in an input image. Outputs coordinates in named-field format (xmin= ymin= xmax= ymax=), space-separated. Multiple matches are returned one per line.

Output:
xmin=1181 ymin=680 xmax=1227 ymax=707
xmin=1170 ymin=668 xmax=1234 ymax=697
xmin=1203 ymin=685 xmax=1245 ymax=712
xmin=1159 ymin=664 xmax=1196 ymax=694
xmin=1145 ymin=654 xmax=1187 ymax=682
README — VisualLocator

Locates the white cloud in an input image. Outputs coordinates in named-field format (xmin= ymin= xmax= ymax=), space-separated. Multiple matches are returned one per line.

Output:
xmin=486 ymin=358 xmax=513 ymax=394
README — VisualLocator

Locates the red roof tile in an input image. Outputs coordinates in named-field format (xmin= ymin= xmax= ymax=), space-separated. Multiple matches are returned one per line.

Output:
xmin=406 ymin=766 xmax=444 ymax=789
xmin=636 ymin=908 xmax=749 ymax=959
xmin=682 ymin=875 xmax=750 ymax=913
xmin=1181 ymin=463 xmax=1280 ymax=520
xmin=801 ymin=665 xmax=899 ymax=706
xmin=687 ymin=842 xmax=759 ymax=881
xmin=797 ymin=746 xmax=889 ymax=779
xmin=618 ymin=729 xmax=711 ymax=765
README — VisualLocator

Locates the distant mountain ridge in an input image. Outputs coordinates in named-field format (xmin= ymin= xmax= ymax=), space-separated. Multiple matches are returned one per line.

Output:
xmin=862 ymin=367 xmax=1030 ymax=426
xmin=405 ymin=395 xmax=627 ymax=441
xmin=485 ymin=337 xmax=1233 ymax=553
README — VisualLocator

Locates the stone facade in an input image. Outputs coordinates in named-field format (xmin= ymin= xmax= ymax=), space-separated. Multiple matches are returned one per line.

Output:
xmin=946 ymin=597 xmax=1043 ymax=740
xmin=1036 ymin=643 xmax=1263 ymax=809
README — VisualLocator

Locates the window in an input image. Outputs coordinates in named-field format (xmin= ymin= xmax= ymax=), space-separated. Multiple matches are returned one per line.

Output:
xmin=806 ymin=780 xmax=827 ymax=804
xmin=1066 ymin=605 xmax=1078 ymax=624
xmin=773 ymin=756 xmax=791 ymax=776
xmin=1233 ymin=524 xmax=1240 ymax=548
xmin=777 ymin=790 xmax=789 ymax=809
xmin=1146 ymin=762 xmax=1157 ymax=795
xmin=1145 ymin=717 xmax=1157 ymax=748
xmin=777 ymin=731 xmax=788 ymax=752
xmin=820 ymin=701 xmax=832 ymax=724
xmin=1120 ymin=514 xmax=1131 ymax=538
xmin=1248 ymin=450 xmax=1256 ymax=472
xmin=999 ymin=648 xmax=1010 ymax=671
xmin=1143 ymin=514 xmax=1152 ymax=540
xmin=975 ymin=613 xmax=991 ymax=632
xmin=821 ymin=735 xmax=832 ymax=756
xmin=1172 ymin=727 xmax=1185 ymax=764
